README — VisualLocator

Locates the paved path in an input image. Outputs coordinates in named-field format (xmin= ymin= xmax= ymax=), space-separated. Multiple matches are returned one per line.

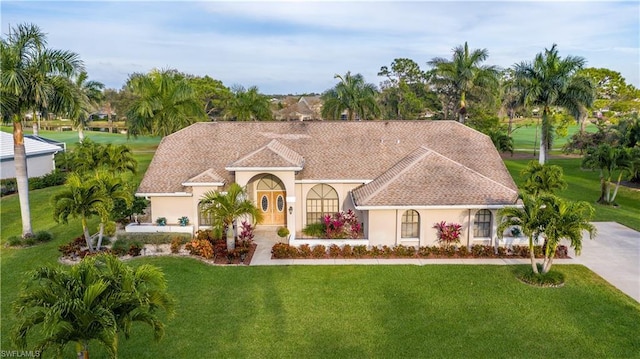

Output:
xmin=251 ymin=222 xmax=639 ymax=302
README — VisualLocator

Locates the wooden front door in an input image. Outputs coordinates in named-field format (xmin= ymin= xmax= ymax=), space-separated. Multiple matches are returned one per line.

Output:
xmin=258 ymin=190 xmax=286 ymax=225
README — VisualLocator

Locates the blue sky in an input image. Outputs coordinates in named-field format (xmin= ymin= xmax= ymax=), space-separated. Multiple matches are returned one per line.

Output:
xmin=2 ymin=1 xmax=638 ymax=94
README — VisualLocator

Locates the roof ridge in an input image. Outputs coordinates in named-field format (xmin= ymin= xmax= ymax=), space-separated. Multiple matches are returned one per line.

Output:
xmin=358 ymin=147 xmax=431 ymax=204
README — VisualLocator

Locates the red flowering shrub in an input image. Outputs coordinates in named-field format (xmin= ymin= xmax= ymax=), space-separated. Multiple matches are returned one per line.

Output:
xmin=323 ymin=210 xmax=362 ymax=239
xmin=433 ymin=221 xmax=462 ymax=247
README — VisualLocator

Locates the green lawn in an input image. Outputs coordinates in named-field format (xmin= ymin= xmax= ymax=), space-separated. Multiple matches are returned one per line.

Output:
xmin=504 ymin=158 xmax=640 ymax=231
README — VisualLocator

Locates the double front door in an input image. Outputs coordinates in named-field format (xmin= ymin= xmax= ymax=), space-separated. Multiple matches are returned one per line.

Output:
xmin=257 ymin=191 xmax=286 ymax=225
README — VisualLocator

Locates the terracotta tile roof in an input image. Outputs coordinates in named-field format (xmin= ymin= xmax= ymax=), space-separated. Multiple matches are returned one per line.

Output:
xmin=227 ymin=139 xmax=304 ymax=169
xmin=138 ymin=121 xmax=518 ymax=206
xmin=351 ymin=146 xmax=518 ymax=207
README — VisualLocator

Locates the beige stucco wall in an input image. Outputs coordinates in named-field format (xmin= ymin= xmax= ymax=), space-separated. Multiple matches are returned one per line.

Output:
xmin=149 ymin=196 xmax=193 ymax=226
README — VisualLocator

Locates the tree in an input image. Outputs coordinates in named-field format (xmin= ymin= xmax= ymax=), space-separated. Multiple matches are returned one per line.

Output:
xmin=70 ymin=71 xmax=105 ymax=141
xmin=428 ymin=42 xmax=499 ymax=124
xmin=514 ymin=44 xmax=595 ymax=164
xmin=224 ymin=85 xmax=272 ymax=121
xmin=539 ymin=196 xmax=596 ymax=274
xmin=91 ymin=170 xmax=132 ymax=250
xmin=497 ymin=192 xmax=550 ymax=274
xmin=582 ymin=143 xmax=631 ymax=205
xmin=499 ymin=69 xmax=523 ymax=135
xmin=321 ymin=71 xmax=380 ymax=121
xmin=1 ymin=23 xmax=83 ymax=238
xmin=67 ymin=139 xmax=137 ymax=175
xmin=126 ymin=68 xmax=205 ymax=137
xmin=186 ymin=75 xmax=232 ymax=119
xmin=520 ymin=160 xmax=567 ymax=196
xmin=52 ymin=173 xmax=107 ymax=251
xmin=12 ymin=254 xmax=175 ymax=359
xmin=200 ymin=183 xmax=263 ymax=252
xmin=378 ymin=58 xmax=432 ymax=120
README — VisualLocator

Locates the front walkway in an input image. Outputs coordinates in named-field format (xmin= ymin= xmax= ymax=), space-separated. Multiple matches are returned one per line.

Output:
xmin=251 ymin=222 xmax=640 ymax=302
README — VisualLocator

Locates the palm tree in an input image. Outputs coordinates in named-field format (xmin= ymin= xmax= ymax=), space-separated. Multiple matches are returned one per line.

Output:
xmin=224 ymin=85 xmax=272 ymax=121
xmin=12 ymin=253 xmax=175 ymax=359
xmin=514 ymin=44 xmax=595 ymax=164
xmin=200 ymin=183 xmax=263 ymax=252
xmin=92 ymin=170 xmax=132 ymax=250
xmin=582 ymin=143 xmax=631 ymax=204
xmin=497 ymin=192 xmax=550 ymax=274
xmin=71 ymin=71 xmax=105 ymax=142
xmin=102 ymin=143 xmax=137 ymax=174
xmin=428 ymin=42 xmax=499 ymax=124
xmin=126 ymin=68 xmax=205 ymax=137
xmin=52 ymin=173 xmax=106 ymax=251
xmin=540 ymin=196 xmax=596 ymax=274
xmin=520 ymin=160 xmax=567 ymax=196
xmin=321 ymin=71 xmax=380 ymax=121
xmin=1 ymin=23 xmax=83 ymax=238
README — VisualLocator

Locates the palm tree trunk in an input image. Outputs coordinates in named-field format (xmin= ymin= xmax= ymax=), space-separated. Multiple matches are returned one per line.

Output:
xmin=78 ymin=127 xmax=85 ymax=142
xmin=539 ymin=114 xmax=548 ymax=164
xmin=458 ymin=92 xmax=466 ymax=124
xmin=529 ymin=237 xmax=539 ymax=274
xmin=226 ymin=224 xmax=235 ymax=252
xmin=96 ymin=222 xmax=105 ymax=251
xmin=82 ymin=217 xmax=94 ymax=252
xmin=13 ymin=119 xmax=33 ymax=238
xmin=610 ymin=172 xmax=624 ymax=203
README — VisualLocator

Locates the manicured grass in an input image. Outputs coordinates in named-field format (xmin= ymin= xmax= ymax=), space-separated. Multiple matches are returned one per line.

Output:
xmin=504 ymin=158 xmax=640 ymax=231
xmin=2 ymin=254 xmax=639 ymax=358
xmin=509 ymin=120 xmax=596 ymax=153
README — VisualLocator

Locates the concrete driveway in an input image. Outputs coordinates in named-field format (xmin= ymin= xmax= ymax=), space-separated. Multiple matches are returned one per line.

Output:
xmin=569 ymin=222 xmax=640 ymax=302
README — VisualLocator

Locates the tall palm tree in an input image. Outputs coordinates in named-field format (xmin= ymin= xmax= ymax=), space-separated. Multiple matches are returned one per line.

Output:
xmin=224 ymin=85 xmax=272 ymax=121
xmin=520 ymin=160 xmax=567 ymax=196
xmin=126 ymin=68 xmax=205 ymax=137
xmin=1 ymin=23 xmax=83 ymax=238
xmin=52 ymin=173 xmax=106 ymax=251
xmin=321 ymin=71 xmax=380 ymax=121
xmin=497 ymin=192 xmax=550 ymax=274
xmin=71 ymin=71 xmax=105 ymax=142
xmin=540 ymin=196 xmax=596 ymax=274
xmin=428 ymin=42 xmax=499 ymax=124
xmin=12 ymin=254 xmax=175 ymax=359
xmin=514 ymin=44 xmax=595 ymax=164
xmin=200 ymin=183 xmax=263 ymax=252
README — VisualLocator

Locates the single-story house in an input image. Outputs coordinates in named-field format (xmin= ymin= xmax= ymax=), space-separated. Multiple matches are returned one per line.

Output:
xmin=134 ymin=121 xmax=520 ymax=247
xmin=0 ymin=132 xmax=64 ymax=180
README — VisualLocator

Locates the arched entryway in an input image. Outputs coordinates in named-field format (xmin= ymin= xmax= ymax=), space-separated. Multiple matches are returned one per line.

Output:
xmin=253 ymin=174 xmax=287 ymax=226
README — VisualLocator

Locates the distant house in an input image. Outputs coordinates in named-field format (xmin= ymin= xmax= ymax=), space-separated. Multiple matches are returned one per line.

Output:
xmin=133 ymin=121 xmax=520 ymax=248
xmin=274 ymin=96 xmax=323 ymax=121
xmin=0 ymin=132 xmax=64 ymax=179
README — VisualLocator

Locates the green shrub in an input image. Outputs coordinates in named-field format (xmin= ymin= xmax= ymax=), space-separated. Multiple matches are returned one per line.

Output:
xmin=277 ymin=226 xmax=290 ymax=239
xmin=23 ymin=236 xmax=37 ymax=246
xmin=312 ymin=245 xmax=326 ymax=258
xmin=381 ymin=245 xmax=392 ymax=258
xmin=458 ymin=245 xmax=469 ymax=257
xmin=302 ymin=222 xmax=325 ymax=237
xmin=370 ymin=246 xmax=382 ymax=258
xmin=28 ymin=170 xmax=67 ymax=190
xmin=7 ymin=236 xmax=22 ymax=246
xmin=393 ymin=245 xmax=410 ymax=257
xmin=496 ymin=246 xmax=507 ymax=257
xmin=515 ymin=266 xmax=565 ymax=287
xmin=112 ymin=238 xmax=144 ymax=256
xmin=116 ymin=233 xmax=190 ymax=245
xmin=34 ymin=231 xmax=53 ymax=243
xmin=418 ymin=246 xmax=431 ymax=257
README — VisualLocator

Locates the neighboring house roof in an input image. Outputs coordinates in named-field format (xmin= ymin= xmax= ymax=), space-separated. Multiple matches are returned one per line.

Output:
xmin=0 ymin=132 xmax=62 ymax=160
xmin=275 ymin=96 xmax=322 ymax=121
xmin=138 ymin=121 xmax=518 ymax=206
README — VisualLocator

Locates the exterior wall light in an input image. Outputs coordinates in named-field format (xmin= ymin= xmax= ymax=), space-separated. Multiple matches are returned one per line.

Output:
xmin=288 ymin=206 xmax=293 ymax=215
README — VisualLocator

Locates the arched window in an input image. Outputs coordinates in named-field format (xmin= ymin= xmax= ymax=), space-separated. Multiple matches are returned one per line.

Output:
xmin=198 ymin=202 xmax=213 ymax=226
xmin=401 ymin=210 xmax=420 ymax=238
xmin=306 ymin=184 xmax=339 ymax=224
xmin=474 ymin=209 xmax=492 ymax=237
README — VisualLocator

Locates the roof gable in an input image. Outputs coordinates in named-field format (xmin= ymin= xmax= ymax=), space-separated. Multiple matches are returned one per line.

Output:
xmin=182 ymin=168 xmax=226 ymax=186
xmin=352 ymin=146 xmax=518 ymax=207
xmin=227 ymin=139 xmax=304 ymax=170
